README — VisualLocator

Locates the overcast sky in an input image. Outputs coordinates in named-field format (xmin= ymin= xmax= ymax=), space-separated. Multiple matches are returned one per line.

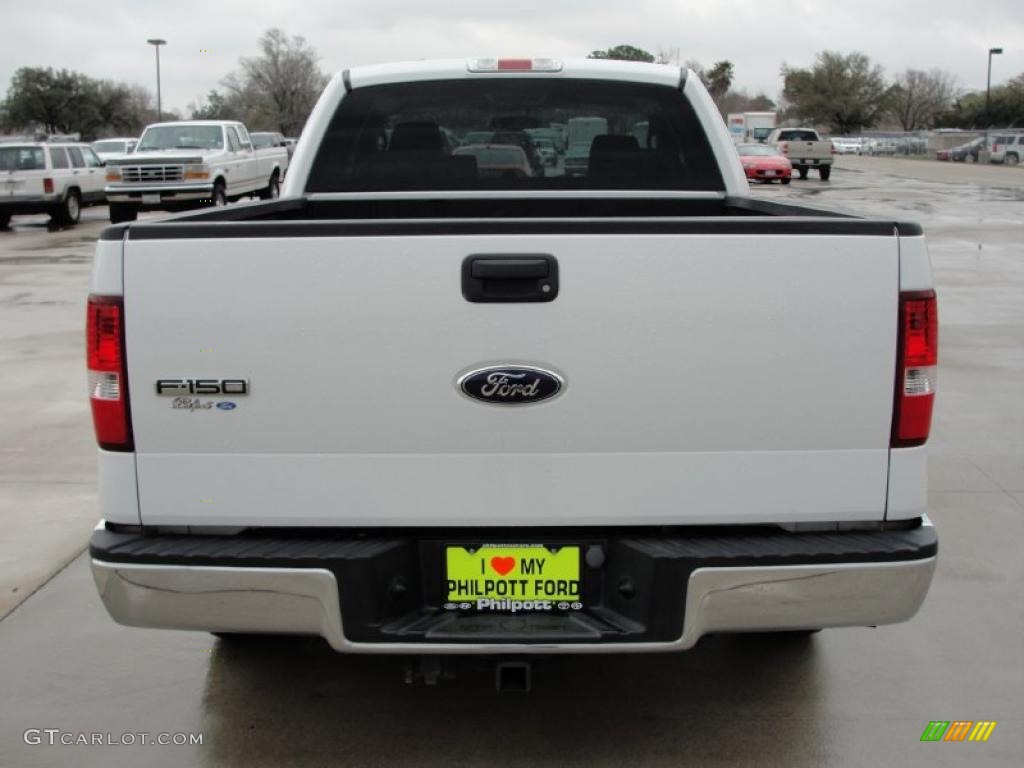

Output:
xmin=2 ymin=0 xmax=1021 ymax=114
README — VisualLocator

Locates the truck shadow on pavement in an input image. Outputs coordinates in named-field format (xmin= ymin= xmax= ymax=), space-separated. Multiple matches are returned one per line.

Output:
xmin=199 ymin=632 xmax=826 ymax=767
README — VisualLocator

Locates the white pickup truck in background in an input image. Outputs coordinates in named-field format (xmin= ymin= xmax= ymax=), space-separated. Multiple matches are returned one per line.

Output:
xmin=766 ymin=127 xmax=835 ymax=180
xmin=86 ymin=59 xmax=937 ymax=681
xmin=104 ymin=120 xmax=288 ymax=223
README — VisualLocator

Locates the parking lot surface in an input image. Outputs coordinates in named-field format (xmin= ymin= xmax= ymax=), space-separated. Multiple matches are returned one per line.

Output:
xmin=1 ymin=160 xmax=1022 ymax=767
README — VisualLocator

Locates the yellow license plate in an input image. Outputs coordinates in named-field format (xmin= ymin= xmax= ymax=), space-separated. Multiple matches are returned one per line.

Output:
xmin=445 ymin=545 xmax=582 ymax=611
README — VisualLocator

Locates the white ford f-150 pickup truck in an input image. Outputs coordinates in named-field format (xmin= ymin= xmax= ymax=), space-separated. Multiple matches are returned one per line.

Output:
xmin=87 ymin=58 xmax=937 ymax=672
xmin=104 ymin=120 xmax=287 ymax=223
xmin=766 ymin=127 xmax=835 ymax=180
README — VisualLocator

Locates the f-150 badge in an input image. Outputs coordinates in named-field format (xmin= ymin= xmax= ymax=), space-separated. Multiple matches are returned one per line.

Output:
xmin=458 ymin=365 xmax=563 ymax=406
xmin=156 ymin=379 xmax=248 ymax=396
xmin=157 ymin=379 xmax=248 ymax=411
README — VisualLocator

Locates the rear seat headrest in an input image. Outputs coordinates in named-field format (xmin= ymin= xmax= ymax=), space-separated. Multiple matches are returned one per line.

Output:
xmin=589 ymin=135 xmax=640 ymax=156
xmin=389 ymin=121 xmax=443 ymax=153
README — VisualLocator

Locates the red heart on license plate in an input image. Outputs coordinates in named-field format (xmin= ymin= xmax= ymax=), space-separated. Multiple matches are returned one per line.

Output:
xmin=490 ymin=556 xmax=516 ymax=576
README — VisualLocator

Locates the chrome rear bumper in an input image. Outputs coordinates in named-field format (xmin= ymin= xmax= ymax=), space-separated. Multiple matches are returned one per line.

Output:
xmin=91 ymin=551 xmax=936 ymax=654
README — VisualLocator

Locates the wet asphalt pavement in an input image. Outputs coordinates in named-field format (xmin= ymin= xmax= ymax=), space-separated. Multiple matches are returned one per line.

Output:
xmin=0 ymin=158 xmax=1022 ymax=767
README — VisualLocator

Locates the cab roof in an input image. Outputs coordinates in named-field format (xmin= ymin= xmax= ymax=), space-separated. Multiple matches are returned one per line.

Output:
xmin=0 ymin=141 xmax=89 ymax=148
xmin=142 ymin=120 xmax=243 ymax=129
xmin=345 ymin=58 xmax=689 ymax=91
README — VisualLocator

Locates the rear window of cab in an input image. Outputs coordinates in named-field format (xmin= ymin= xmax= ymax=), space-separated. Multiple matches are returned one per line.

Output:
xmin=777 ymin=130 xmax=819 ymax=142
xmin=307 ymin=78 xmax=725 ymax=192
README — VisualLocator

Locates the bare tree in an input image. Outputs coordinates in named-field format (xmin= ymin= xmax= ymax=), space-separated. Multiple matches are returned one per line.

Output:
xmin=683 ymin=60 xmax=704 ymax=79
xmin=122 ymin=84 xmax=160 ymax=131
xmin=219 ymin=71 xmax=268 ymax=124
xmin=890 ymin=69 xmax=958 ymax=131
xmin=656 ymin=47 xmax=681 ymax=66
xmin=226 ymin=29 xmax=329 ymax=135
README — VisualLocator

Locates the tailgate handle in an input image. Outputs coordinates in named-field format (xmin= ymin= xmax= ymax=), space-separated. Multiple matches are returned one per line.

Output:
xmin=462 ymin=255 xmax=558 ymax=303
xmin=471 ymin=258 xmax=548 ymax=279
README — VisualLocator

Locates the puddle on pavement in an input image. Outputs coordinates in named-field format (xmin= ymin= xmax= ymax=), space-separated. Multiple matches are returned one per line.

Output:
xmin=0 ymin=253 xmax=90 ymax=265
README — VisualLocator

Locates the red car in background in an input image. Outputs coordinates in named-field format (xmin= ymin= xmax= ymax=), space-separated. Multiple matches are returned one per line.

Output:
xmin=737 ymin=143 xmax=792 ymax=184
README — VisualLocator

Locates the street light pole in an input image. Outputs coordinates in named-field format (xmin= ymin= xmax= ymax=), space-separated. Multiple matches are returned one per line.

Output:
xmin=984 ymin=47 xmax=1003 ymax=158
xmin=146 ymin=39 xmax=167 ymax=121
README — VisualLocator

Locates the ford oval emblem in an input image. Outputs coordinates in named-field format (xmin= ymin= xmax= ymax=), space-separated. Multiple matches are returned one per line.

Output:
xmin=458 ymin=365 xmax=564 ymax=406
xmin=216 ymin=401 xmax=237 ymax=411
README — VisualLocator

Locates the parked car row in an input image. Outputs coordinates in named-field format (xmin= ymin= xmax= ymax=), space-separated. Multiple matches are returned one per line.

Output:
xmin=738 ymin=127 xmax=934 ymax=185
xmin=831 ymin=132 xmax=1023 ymax=165
xmin=934 ymin=134 xmax=1024 ymax=165
xmin=830 ymin=137 xmax=865 ymax=155
xmin=829 ymin=136 xmax=929 ymax=156
xmin=1 ymin=120 xmax=291 ymax=229
xmin=780 ymin=130 xmax=1024 ymax=166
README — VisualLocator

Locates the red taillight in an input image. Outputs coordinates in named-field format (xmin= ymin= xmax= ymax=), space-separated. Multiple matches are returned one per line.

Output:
xmin=87 ymin=296 xmax=133 ymax=451
xmin=43 ymin=178 xmax=54 ymax=194
xmin=892 ymin=290 xmax=937 ymax=447
xmin=779 ymin=142 xmax=789 ymax=154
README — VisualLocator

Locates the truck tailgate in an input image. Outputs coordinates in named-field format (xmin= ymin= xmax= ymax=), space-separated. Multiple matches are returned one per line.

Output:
xmin=788 ymin=141 xmax=833 ymax=159
xmin=123 ymin=231 xmax=898 ymax=527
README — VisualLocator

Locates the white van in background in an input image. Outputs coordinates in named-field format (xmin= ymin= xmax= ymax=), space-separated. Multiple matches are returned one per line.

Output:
xmin=727 ymin=112 xmax=777 ymax=144
xmin=564 ymin=116 xmax=609 ymax=176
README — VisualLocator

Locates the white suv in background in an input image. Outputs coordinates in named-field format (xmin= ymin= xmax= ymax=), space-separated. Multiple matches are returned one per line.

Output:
xmin=0 ymin=142 xmax=106 ymax=228
xmin=989 ymin=134 xmax=1023 ymax=166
